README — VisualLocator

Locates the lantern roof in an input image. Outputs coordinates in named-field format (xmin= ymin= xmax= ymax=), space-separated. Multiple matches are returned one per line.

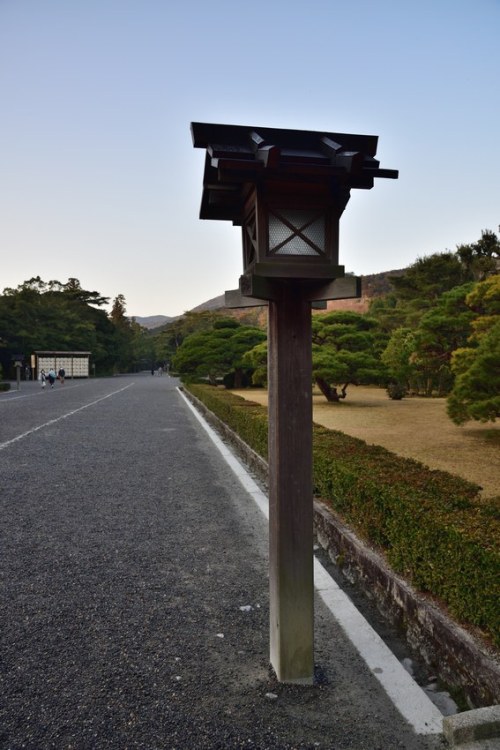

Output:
xmin=191 ymin=122 xmax=398 ymax=222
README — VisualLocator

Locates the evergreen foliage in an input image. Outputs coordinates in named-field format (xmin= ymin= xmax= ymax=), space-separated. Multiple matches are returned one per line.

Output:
xmin=242 ymin=341 xmax=268 ymax=386
xmin=1 ymin=229 xmax=498 ymax=421
xmin=447 ymin=276 xmax=500 ymax=424
xmin=455 ymin=229 xmax=500 ymax=281
xmin=381 ymin=284 xmax=476 ymax=396
xmin=311 ymin=311 xmax=387 ymax=401
xmin=172 ymin=319 xmax=266 ymax=386
xmin=0 ymin=277 xmax=151 ymax=375
xmin=371 ymin=233 xmax=499 ymax=410
xmin=152 ymin=310 xmax=225 ymax=366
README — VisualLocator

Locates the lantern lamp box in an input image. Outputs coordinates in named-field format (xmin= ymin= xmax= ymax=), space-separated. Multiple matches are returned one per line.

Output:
xmin=191 ymin=122 xmax=397 ymax=303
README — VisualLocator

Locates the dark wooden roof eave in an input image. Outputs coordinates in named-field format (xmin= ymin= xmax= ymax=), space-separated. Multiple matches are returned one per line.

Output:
xmin=192 ymin=122 xmax=398 ymax=221
xmin=191 ymin=121 xmax=380 ymax=158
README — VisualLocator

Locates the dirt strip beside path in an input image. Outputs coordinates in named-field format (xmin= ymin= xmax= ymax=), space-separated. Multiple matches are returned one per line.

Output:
xmin=233 ymin=387 xmax=499 ymax=498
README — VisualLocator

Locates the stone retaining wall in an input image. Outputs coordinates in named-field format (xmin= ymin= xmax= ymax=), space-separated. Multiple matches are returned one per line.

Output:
xmin=313 ymin=501 xmax=500 ymax=708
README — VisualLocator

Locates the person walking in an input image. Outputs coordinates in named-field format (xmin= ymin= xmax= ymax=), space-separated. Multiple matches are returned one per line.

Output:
xmin=58 ymin=368 xmax=65 ymax=385
xmin=40 ymin=369 xmax=46 ymax=389
xmin=47 ymin=369 xmax=56 ymax=388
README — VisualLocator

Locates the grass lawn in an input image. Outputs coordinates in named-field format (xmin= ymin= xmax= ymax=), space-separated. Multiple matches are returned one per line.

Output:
xmin=233 ymin=386 xmax=499 ymax=499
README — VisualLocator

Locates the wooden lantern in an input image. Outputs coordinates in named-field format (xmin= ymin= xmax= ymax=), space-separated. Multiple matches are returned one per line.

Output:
xmin=191 ymin=121 xmax=397 ymax=684
xmin=191 ymin=122 xmax=397 ymax=301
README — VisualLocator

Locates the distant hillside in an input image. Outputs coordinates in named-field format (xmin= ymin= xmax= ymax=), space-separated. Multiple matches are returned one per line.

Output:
xmin=132 ymin=315 xmax=174 ymax=329
xmin=190 ymin=294 xmax=226 ymax=312
xmin=188 ymin=272 xmax=403 ymax=314
xmin=132 ymin=270 xmax=404 ymax=328
xmin=361 ymin=269 xmax=405 ymax=296
xmin=326 ymin=269 xmax=404 ymax=313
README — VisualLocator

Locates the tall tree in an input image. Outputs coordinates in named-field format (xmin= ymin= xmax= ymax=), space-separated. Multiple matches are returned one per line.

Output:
xmin=409 ymin=283 xmax=475 ymax=395
xmin=242 ymin=341 xmax=268 ymax=386
xmin=110 ymin=294 xmax=129 ymax=326
xmin=456 ymin=229 xmax=500 ymax=281
xmin=107 ymin=294 xmax=150 ymax=372
xmin=381 ymin=327 xmax=418 ymax=391
xmin=172 ymin=319 xmax=266 ymax=387
xmin=367 ymin=292 xmax=407 ymax=333
xmin=447 ymin=275 xmax=500 ymax=424
xmin=0 ymin=277 xmax=118 ymax=375
xmin=152 ymin=310 xmax=224 ymax=365
xmin=389 ymin=252 xmax=468 ymax=303
xmin=311 ymin=311 xmax=387 ymax=401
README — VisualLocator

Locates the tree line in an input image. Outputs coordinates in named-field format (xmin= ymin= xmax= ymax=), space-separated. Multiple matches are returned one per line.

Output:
xmin=167 ymin=229 xmax=499 ymax=425
xmin=1 ymin=229 xmax=498 ymax=424
xmin=0 ymin=277 xmax=154 ymax=377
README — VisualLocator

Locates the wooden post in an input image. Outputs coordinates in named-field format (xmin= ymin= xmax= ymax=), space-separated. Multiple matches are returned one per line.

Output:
xmin=268 ymin=282 xmax=314 ymax=683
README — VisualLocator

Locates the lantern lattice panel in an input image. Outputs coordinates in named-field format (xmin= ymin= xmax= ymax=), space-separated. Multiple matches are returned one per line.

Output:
xmin=269 ymin=209 xmax=325 ymax=257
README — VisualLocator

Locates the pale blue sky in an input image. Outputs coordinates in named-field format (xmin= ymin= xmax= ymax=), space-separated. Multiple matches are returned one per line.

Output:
xmin=1 ymin=0 xmax=499 ymax=317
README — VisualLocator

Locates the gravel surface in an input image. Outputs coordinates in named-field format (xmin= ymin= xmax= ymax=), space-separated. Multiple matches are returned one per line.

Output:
xmin=1 ymin=375 xmax=446 ymax=749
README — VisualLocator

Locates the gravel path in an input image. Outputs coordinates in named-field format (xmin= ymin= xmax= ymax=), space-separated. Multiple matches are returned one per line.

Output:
xmin=1 ymin=376 xmax=445 ymax=749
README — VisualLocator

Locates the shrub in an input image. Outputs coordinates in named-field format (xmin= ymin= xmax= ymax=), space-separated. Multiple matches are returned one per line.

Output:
xmin=386 ymin=382 xmax=406 ymax=400
xmin=187 ymin=383 xmax=268 ymax=459
xmin=313 ymin=425 xmax=499 ymax=644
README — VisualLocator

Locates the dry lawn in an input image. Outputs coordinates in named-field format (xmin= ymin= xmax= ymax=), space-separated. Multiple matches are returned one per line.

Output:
xmin=233 ymin=386 xmax=499 ymax=499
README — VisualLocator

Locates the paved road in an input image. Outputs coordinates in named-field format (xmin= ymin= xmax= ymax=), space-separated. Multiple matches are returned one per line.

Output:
xmin=0 ymin=375 xmax=445 ymax=749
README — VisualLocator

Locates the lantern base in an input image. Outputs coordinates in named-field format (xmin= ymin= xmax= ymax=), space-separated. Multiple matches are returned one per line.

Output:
xmin=235 ymin=273 xmax=360 ymax=302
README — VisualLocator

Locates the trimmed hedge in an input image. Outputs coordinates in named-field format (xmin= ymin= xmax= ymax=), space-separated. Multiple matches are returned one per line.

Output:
xmin=188 ymin=383 xmax=269 ymax=459
xmin=186 ymin=383 xmax=500 ymax=648
xmin=0 ymin=382 xmax=11 ymax=392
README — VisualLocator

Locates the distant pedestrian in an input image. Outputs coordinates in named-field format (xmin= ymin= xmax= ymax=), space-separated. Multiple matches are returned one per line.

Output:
xmin=58 ymin=368 xmax=65 ymax=384
xmin=48 ymin=369 xmax=56 ymax=388
xmin=40 ymin=369 xmax=46 ymax=389
xmin=158 ymin=366 xmax=163 ymax=376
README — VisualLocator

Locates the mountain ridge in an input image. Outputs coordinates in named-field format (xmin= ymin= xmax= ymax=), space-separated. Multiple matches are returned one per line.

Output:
xmin=131 ymin=314 xmax=175 ymax=329
xmin=132 ymin=269 xmax=403 ymax=329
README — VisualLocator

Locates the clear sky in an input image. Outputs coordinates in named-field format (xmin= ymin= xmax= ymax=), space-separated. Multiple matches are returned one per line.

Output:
xmin=1 ymin=0 xmax=499 ymax=317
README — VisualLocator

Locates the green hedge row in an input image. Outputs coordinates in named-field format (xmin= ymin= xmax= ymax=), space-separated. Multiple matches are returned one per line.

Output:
xmin=188 ymin=383 xmax=269 ymax=458
xmin=186 ymin=383 xmax=500 ymax=648
xmin=0 ymin=382 xmax=11 ymax=392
